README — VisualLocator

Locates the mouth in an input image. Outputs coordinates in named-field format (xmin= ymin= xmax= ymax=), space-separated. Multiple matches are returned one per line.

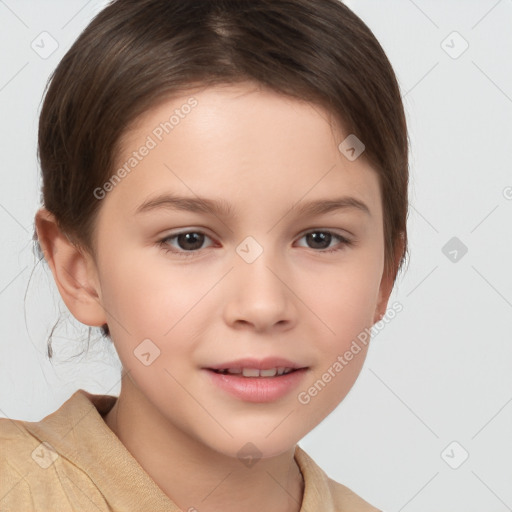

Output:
xmin=203 ymin=357 xmax=309 ymax=402
xmin=205 ymin=356 xmax=307 ymax=375
xmin=204 ymin=366 xmax=309 ymax=402
xmin=209 ymin=367 xmax=300 ymax=377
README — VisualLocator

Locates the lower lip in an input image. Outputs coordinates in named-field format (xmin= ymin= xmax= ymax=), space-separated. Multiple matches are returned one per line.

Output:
xmin=204 ymin=368 xmax=309 ymax=403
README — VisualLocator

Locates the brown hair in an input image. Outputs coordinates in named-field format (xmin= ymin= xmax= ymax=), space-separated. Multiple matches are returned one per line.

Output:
xmin=36 ymin=0 xmax=409 ymax=355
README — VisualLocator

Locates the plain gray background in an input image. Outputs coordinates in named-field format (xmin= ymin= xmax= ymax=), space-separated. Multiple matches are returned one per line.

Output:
xmin=1 ymin=1 xmax=511 ymax=510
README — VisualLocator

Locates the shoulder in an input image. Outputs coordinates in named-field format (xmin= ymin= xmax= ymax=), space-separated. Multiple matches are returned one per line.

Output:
xmin=0 ymin=416 xmax=57 ymax=510
xmin=294 ymin=445 xmax=382 ymax=512
xmin=326 ymin=476 xmax=382 ymax=512
xmin=0 ymin=397 xmax=111 ymax=512
xmin=0 ymin=415 xmax=43 ymax=477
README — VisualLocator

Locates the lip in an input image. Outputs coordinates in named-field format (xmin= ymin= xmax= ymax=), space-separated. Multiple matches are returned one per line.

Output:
xmin=205 ymin=357 xmax=306 ymax=371
xmin=203 ymin=357 xmax=309 ymax=403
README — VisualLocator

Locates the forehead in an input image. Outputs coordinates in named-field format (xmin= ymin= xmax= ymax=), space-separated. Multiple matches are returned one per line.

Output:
xmin=107 ymin=82 xmax=381 ymax=221
xmin=119 ymin=81 xmax=342 ymax=152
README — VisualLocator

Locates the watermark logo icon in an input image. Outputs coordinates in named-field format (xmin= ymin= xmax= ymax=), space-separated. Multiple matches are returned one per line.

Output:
xmin=134 ymin=338 xmax=161 ymax=366
xmin=236 ymin=236 xmax=263 ymax=264
xmin=237 ymin=442 xmax=262 ymax=468
xmin=338 ymin=134 xmax=365 ymax=161
xmin=441 ymin=441 xmax=469 ymax=469
xmin=31 ymin=32 xmax=59 ymax=59
xmin=441 ymin=31 xmax=469 ymax=59
xmin=31 ymin=441 xmax=58 ymax=468
xmin=442 ymin=236 xmax=468 ymax=263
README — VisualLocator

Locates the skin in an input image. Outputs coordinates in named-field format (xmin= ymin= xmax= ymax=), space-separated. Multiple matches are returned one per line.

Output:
xmin=36 ymin=81 xmax=402 ymax=512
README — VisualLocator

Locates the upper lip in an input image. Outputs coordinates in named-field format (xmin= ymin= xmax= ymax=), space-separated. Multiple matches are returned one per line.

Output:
xmin=205 ymin=357 xmax=307 ymax=371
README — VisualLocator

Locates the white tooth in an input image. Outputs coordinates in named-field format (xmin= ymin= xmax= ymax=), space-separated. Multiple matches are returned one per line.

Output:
xmin=226 ymin=368 xmax=242 ymax=374
xmin=283 ymin=367 xmax=293 ymax=374
xmin=276 ymin=367 xmax=286 ymax=375
xmin=260 ymin=368 xmax=277 ymax=377
xmin=242 ymin=368 xmax=260 ymax=377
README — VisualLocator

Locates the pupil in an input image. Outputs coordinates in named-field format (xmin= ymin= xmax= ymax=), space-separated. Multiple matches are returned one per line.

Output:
xmin=307 ymin=232 xmax=331 ymax=249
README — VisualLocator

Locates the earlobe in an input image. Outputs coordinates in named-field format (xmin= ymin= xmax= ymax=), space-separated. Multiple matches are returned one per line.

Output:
xmin=34 ymin=207 xmax=107 ymax=328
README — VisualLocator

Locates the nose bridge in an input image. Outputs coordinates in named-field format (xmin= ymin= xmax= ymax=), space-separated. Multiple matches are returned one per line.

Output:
xmin=235 ymin=235 xmax=283 ymax=295
xmin=225 ymin=235 xmax=295 ymax=330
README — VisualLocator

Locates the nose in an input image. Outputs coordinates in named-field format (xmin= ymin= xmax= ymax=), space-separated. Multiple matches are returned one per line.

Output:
xmin=222 ymin=247 xmax=298 ymax=333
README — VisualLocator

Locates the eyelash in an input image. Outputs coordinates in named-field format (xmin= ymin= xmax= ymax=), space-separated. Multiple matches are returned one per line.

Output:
xmin=157 ymin=230 xmax=354 ymax=258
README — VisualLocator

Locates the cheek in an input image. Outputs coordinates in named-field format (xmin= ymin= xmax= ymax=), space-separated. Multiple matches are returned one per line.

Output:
xmin=302 ymin=257 xmax=381 ymax=342
xmin=295 ymin=255 xmax=380 ymax=413
xmin=98 ymin=251 xmax=217 ymax=337
xmin=97 ymin=253 xmax=222 ymax=394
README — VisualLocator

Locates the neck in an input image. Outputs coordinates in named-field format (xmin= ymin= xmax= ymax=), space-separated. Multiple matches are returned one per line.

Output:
xmin=103 ymin=375 xmax=304 ymax=512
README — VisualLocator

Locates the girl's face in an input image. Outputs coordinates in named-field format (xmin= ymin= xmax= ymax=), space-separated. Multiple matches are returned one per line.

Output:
xmin=88 ymin=82 xmax=394 ymax=458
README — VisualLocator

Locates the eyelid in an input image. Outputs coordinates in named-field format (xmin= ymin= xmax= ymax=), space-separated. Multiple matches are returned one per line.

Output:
xmin=294 ymin=229 xmax=354 ymax=250
xmin=158 ymin=229 xmax=217 ymax=258
xmin=296 ymin=226 xmax=353 ymax=240
xmin=158 ymin=227 xmax=354 ymax=258
xmin=158 ymin=226 xmax=217 ymax=243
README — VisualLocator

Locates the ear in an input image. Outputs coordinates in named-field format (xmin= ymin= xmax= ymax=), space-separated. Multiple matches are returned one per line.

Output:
xmin=373 ymin=234 xmax=405 ymax=324
xmin=34 ymin=207 xmax=107 ymax=328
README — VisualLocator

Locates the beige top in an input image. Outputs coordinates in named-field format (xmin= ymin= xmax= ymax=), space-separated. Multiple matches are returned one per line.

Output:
xmin=0 ymin=389 xmax=381 ymax=511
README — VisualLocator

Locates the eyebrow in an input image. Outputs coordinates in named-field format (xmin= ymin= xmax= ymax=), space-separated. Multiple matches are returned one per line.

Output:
xmin=135 ymin=193 xmax=371 ymax=218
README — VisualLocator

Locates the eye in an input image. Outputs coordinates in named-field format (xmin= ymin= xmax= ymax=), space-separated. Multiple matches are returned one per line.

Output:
xmin=158 ymin=229 xmax=354 ymax=258
xmin=158 ymin=230 xmax=215 ymax=257
xmin=295 ymin=230 xmax=353 ymax=252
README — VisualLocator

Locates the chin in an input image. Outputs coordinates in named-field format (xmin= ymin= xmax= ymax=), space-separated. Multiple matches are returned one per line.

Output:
xmin=202 ymin=431 xmax=300 ymax=463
